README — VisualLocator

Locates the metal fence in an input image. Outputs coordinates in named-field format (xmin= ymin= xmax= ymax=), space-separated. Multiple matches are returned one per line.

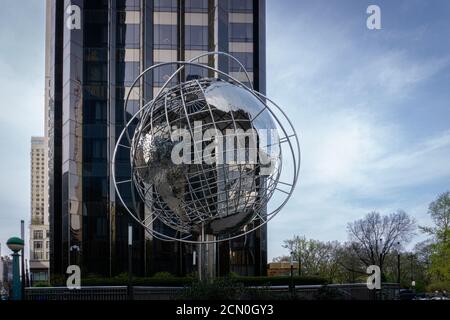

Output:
xmin=25 ymin=286 xmax=128 ymax=301
xmin=294 ymin=283 xmax=399 ymax=300
xmin=133 ymin=286 xmax=183 ymax=300
xmin=25 ymin=283 xmax=399 ymax=301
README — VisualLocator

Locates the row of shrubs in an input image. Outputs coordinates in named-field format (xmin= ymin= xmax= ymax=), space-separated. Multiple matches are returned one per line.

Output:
xmin=42 ymin=272 xmax=327 ymax=287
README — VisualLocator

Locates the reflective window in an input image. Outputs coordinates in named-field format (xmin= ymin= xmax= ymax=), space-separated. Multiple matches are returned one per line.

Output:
xmin=85 ymin=0 xmax=109 ymax=9
xmin=117 ymin=24 xmax=141 ymax=48
xmin=84 ymin=101 xmax=107 ymax=124
xmin=154 ymin=25 xmax=177 ymax=49
xmin=115 ymin=163 xmax=132 ymax=179
xmin=229 ymin=52 xmax=253 ymax=71
xmin=229 ymin=23 xmax=253 ymax=42
xmin=83 ymin=162 xmax=108 ymax=177
xmin=116 ymin=62 xmax=140 ymax=85
xmin=117 ymin=0 xmax=141 ymax=10
xmin=153 ymin=64 xmax=178 ymax=86
xmin=85 ymin=25 xmax=108 ymax=47
xmin=83 ymin=138 xmax=107 ymax=161
xmin=185 ymin=65 xmax=208 ymax=80
xmin=115 ymin=87 xmax=142 ymax=104
xmin=116 ymin=100 xmax=140 ymax=123
xmin=83 ymin=177 xmax=108 ymax=201
xmin=83 ymin=124 xmax=108 ymax=139
xmin=96 ymin=217 xmax=108 ymax=237
xmin=185 ymin=0 xmax=208 ymax=13
xmin=84 ymin=85 xmax=108 ymax=100
xmin=154 ymin=0 xmax=177 ymax=12
xmin=117 ymin=11 xmax=127 ymax=24
xmin=85 ymin=62 xmax=107 ymax=83
xmin=185 ymin=25 xmax=208 ymax=50
xmin=85 ymin=10 xmax=108 ymax=24
xmin=229 ymin=0 xmax=253 ymax=12
xmin=85 ymin=48 xmax=108 ymax=62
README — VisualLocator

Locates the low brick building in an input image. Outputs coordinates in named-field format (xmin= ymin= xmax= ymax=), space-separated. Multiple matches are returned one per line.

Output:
xmin=267 ymin=262 xmax=299 ymax=277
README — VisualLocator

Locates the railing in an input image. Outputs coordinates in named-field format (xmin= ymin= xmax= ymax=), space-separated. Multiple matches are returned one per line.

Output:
xmin=25 ymin=286 xmax=128 ymax=301
xmin=294 ymin=283 xmax=399 ymax=300
xmin=24 ymin=283 xmax=399 ymax=300
xmin=133 ymin=286 xmax=183 ymax=300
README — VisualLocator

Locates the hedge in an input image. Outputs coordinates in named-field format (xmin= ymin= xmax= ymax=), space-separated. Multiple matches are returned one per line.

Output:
xmin=48 ymin=275 xmax=327 ymax=287
xmin=232 ymin=276 xmax=327 ymax=286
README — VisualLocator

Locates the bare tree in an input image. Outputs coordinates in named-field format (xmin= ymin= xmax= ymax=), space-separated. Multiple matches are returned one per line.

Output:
xmin=347 ymin=210 xmax=416 ymax=272
xmin=335 ymin=242 xmax=367 ymax=282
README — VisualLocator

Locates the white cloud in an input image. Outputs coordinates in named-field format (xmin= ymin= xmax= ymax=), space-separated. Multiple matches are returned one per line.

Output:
xmin=266 ymin=4 xmax=450 ymax=259
xmin=344 ymin=51 xmax=450 ymax=97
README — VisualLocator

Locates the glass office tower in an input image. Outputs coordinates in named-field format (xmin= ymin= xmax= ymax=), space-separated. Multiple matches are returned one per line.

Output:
xmin=47 ymin=0 xmax=266 ymax=278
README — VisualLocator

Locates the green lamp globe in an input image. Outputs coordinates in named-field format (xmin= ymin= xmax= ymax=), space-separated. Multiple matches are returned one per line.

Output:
xmin=6 ymin=237 xmax=24 ymax=253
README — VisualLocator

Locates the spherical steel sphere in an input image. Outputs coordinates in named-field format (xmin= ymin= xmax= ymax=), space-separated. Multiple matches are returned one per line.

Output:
xmin=131 ymin=78 xmax=281 ymax=236
xmin=112 ymin=53 xmax=301 ymax=244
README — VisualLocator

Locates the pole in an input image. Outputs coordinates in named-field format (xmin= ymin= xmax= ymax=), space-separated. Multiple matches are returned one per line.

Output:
xmin=298 ymin=255 xmax=301 ymax=276
xmin=378 ymin=238 xmax=383 ymax=279
xmin=197 ymin=224 xmax=207 ymax=282
xmin=25 ymin=259 xmax=30 ymax=287
xmin=193 ymin=250 xmax=197 ymax=268
xmin=410 ymin=254 xmax=415 ymax=292
xmin=20 ymin=220 xmax=25 ymax=296
xmin=290 ymin=252 xmax=294 ymax=296
xmin=199 ymin=224 xmax=205 ymax=282
xmin=379 ymin=238 xmax=383 ymax=300
xmin=12 ymin=252 xmax=21 ymax=300
xmin=128 ymin=223 xmax=133 ymax=300
xmin=396 ymin=242 xmax=401 ymax=287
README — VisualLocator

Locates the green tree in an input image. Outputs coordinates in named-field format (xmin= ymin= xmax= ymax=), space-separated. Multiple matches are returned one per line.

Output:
xmin=428 ymin=236 xmax=450 ymax=290
xmin=420 ymin=191 xmax=450 ymax=242
xmin=282 ymin=236 xmax=341 ymax=282
xmin=420 ymin=192 xmax=450 ymax=291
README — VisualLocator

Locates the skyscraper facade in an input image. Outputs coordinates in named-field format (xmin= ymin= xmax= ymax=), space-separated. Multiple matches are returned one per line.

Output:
xmin=47 ymin=0 xmax=266 ymax=278
xmin=30 ymin=137 xmax=50 ymax=281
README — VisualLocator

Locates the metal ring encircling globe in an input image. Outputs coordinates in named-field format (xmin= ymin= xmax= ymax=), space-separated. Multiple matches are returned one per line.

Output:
xmin=112 ymin=52 xmax=300 ymax=244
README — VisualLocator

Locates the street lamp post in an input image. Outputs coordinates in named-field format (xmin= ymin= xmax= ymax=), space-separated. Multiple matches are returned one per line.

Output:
xmin=397 ymin=242 xmax=401 ymax=286
xmin=378 ymin=238 xmax=383 ymax=300
xmin=290 ymin=251 xmax=294 ymax=297
xmin=410 ymin=254 xmax=415 ymax=292
xmin=25 ymin=259 xmax=30 ymax=287
xmin=20 ymin=220 xmax=25 ymax=298
xmin=6 ymin=237 xmax=24 ymax=300
xmin=128 ymin=223 xmax=133 ymax=300
xmin=378 ymin=238 xmax=383 ymax=276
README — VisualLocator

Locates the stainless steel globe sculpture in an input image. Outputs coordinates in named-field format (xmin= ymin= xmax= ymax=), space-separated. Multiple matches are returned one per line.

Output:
xmin=112 ymin=52 xmax=300 ymax=244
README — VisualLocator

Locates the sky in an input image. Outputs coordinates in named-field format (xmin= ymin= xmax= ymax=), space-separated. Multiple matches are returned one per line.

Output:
xmin=0 ymin=0 xmax=450 ymax=262
xmin=0 ymin=1 xmax=45 ymax=257
xmin=266 ymin=0 xmax=450 ymax=259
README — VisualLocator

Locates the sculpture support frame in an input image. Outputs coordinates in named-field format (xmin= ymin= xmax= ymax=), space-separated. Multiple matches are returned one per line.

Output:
xmin=112 ymin=52 xmax=301 ymax=245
